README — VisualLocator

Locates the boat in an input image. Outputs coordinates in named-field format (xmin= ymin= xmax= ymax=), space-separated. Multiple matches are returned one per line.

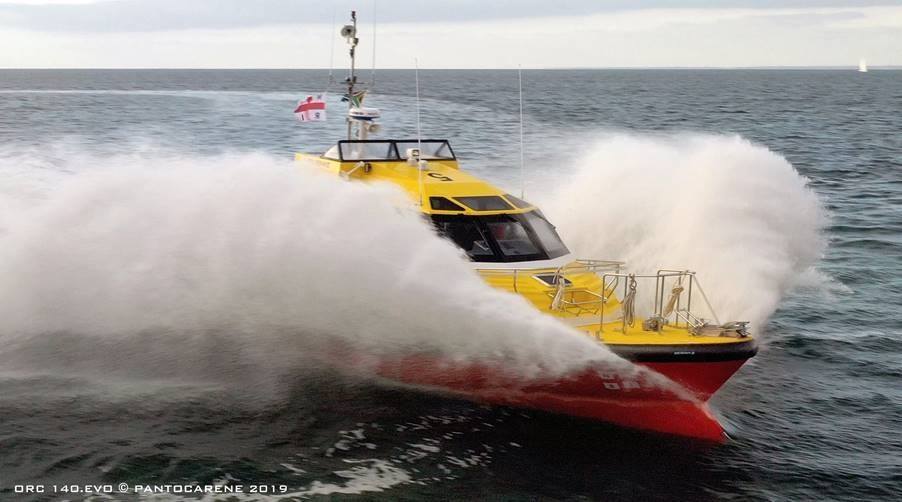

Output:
xmin=859 ymin=59 xmax=868 ymax=72
xmin=295 ymin=12 xmax=757 ymax=441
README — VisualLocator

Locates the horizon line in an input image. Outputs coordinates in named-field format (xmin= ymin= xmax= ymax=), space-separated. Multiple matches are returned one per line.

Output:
xmin=2 ymin=66 xmax=901 ymax=71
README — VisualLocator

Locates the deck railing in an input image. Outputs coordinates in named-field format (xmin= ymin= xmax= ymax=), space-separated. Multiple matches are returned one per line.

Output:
xmin=476 ymin=259 xmax=727 ymax=335
xmin=598 ymin=269 xmax=714 ymax=333
xmin=475 ymin=259 xmax=623 ymax=294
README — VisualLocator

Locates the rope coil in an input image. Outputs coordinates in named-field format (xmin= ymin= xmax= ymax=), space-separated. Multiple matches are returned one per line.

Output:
xmin=663 ymin=276 xmax=685 ymax=318
xmin=621 ymin=275 xmax=638 ymax=328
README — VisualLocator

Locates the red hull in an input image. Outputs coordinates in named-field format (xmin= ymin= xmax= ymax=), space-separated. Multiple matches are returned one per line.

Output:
xmin=642 ymin=360 xmax=748 ymax=399
xmin=371 ymin=353 xmax=752 ymax=441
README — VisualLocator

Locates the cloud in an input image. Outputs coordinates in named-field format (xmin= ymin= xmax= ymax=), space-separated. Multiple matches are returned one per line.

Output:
xmin=0 ymin=1 xmax=108 ymax=5
xmin=0 ymin=7 xmax=902 ymax=68
xmin=0 ymin=0 xmax=897 ymax=32
xmin=1 ymin=2 xmax=900 ymax=68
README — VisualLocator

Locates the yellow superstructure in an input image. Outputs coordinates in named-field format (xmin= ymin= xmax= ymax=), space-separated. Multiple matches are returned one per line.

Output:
xmin=296 ymin=139 xmax=754 ymax=349
xmin=296 ymin=145 xmax=526 ymax=216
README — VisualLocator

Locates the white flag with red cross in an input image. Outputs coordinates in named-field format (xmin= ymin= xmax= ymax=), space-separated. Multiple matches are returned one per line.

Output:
xmin=294 ymin=95 xmax=327 ymax=122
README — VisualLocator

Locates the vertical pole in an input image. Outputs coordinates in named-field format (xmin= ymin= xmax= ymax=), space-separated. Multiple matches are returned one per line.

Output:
xmin=599 ymin=275 xmax=606 ymax=335
xmin=415 ymin=59 xmax=423 ymax=207
xmin=518 ymin=66 xmax=525 ymax=199
xmin=687 ymin=275 xmax=694 ymax=328
xmin=328 ymin=9 xmax=336 ymax=85
xmin=346 ymin=11 xmax=358 ymax=140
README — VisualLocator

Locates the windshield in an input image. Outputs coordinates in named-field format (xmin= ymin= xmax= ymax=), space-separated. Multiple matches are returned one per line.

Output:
xmin=340 ymin=142 xmax=398 ymax=160
xmin=396 ymin=141 xmax=454 ymax=160
xmin=333 ymin=140 xmax=455 ymax=161
xmin=431 ymin=211 xmax=569 ymax=262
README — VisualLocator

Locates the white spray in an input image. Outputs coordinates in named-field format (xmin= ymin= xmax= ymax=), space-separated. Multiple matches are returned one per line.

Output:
xmin=542 ymin=133 xmax=827 ymax=328
xmin=0 ymin=151 xmax=640 ymax=387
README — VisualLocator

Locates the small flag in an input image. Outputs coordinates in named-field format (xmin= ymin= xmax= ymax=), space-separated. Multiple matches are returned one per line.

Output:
xmin=341 ymin=90 xmax=367 ymax=108
xmin=294 ymin=95 xmax=327 ymax=122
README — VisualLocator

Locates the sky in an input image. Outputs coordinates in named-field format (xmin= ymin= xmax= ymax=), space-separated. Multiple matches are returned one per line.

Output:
xmin=1 ymin=0 xmax=900 ymax=68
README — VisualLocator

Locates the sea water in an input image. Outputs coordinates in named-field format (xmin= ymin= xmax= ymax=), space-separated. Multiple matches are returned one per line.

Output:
xmin=0 ymin=69 xmax=899 ymax=500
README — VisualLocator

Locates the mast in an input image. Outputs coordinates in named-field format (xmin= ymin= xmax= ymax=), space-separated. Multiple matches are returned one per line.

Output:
xmin=340 ymin=10 xmax=380 ymax=141
xmin=342 ymin=11 xmax=359 ymax=140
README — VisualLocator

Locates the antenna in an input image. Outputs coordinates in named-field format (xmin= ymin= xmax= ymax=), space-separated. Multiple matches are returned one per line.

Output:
xmin=518 ymin=66 xmax=526 ymax=199
xmin=415 ymin=60 xmax=422 ymax=153
xmin=415 ymin=58 xmax=424 ymax=206
xmin=327 ymin=9 xmax=336 ymax=85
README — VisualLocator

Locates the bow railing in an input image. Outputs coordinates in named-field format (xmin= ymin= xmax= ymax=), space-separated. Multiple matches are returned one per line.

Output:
xmin=476 ymin=260 xmax=749 ymax=337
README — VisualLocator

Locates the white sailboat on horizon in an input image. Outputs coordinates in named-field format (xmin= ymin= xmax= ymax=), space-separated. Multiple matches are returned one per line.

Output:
xmin=858 ymin=58 xmax=868 ymax=72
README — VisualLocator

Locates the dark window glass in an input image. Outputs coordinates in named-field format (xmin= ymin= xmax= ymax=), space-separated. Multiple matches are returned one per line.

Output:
xmin=431 ymin=211 xmax=569 ymax=263
xmin=455 ymin=196 xmax=512 ymax=211
xmin=523 ymin=212 xmax=569 ymax=257
xmin=433 ymin=219 xmax=496 ymax=260
xmin=504 ymin=194 xmax=533 ymax=209
xmin=485 ymin=219 xmax=542 ymax=257
xmin=429 ymin=197 xmax=466 ymax=211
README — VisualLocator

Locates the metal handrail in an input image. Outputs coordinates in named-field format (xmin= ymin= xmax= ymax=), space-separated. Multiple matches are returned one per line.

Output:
xmin=476 ymin=260 xmax=724 ymax=335
xmin=597 ymin=270 xmax=721 ymax=333
xmin=476 ymin=259 xmax=623 ymax=293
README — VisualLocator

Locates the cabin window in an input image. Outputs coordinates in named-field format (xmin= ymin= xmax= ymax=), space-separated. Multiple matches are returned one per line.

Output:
xmin=431 ymin=211 xmax=570 ymax=263
xmin=430 ymin=197 xmax=466 ymax=211
xmin=485 ymin=220 xmax=541 ymax=258
xmin=524 ymin=212 xmax=568 ymax=257
xmin=432 ymin=219 xmax=496 ymax=260
xmin=455 ymin=196 xmax=512 ymax=211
